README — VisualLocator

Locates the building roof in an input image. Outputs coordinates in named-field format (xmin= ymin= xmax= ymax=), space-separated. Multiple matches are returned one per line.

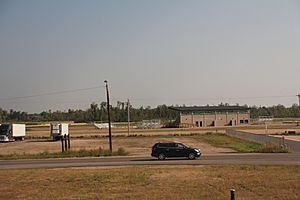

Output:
xmin=168 ymin=105 xmax=249 ymax=113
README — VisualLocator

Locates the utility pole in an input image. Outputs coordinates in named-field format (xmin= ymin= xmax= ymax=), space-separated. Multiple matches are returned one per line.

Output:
xmin=297 ymin=94 xmax=300 ymax=108
xmin=127 ymin=99 xmax=130 ymax=136
xmin=104 ymin=80 xmax=112 ymax=153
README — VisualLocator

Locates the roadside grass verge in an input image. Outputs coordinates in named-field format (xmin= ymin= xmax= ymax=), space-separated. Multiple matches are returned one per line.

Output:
xmin=194 ymin=133 xmax=289 ymax=153
xmin=0 ymin=147 xmax=128 ymax=160
xmin=0 ymin=165 xmax=299 ymax=200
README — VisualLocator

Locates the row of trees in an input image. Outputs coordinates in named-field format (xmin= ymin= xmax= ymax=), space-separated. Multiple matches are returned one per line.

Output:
xmin=0 ymin=103 xmax=299 ymax=123
xmin=0 ymin=102 xmax=178 ymax=123
xmin=250 ymin=104 xmax=300 ymax=118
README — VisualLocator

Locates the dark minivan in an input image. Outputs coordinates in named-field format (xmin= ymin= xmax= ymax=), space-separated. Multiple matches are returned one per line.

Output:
xmin=151 ymin=142 xmax=201 ymax=160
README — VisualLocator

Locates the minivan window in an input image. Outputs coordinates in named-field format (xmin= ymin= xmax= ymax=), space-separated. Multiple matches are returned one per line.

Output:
xmin=169 ymin=143 xmax=177 ymax=148
xmin=177 ymin=143 xmax=185 ymax=148
xmin=158 ymin=143 xmax=169 ymax=148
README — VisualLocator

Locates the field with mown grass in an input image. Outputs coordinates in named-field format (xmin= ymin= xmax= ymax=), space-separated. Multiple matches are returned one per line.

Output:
xmin=194 ymin=133 xmax=289 ymax=153
xmin=0 ymin=165 xmax=299 ymax=200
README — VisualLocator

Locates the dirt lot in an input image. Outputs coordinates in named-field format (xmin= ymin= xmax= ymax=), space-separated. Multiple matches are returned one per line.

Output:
xmin=284 ymin=135 xmax=300 ymax=141
xmin=241 ymin=128 xmax=300 ymax=135
xmin=0 ymin=136 xmax=234 ymax=155
xmin=271 ymin=135 xmax=300 ymax=142
xmin=241 ymin=129 xmax=300 ymax=142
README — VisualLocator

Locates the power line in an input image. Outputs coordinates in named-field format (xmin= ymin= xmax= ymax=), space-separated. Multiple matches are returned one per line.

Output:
xmin=0 ymin=86 xmax=104 ymax=101
xmin=128 ymin=95 xmax=296 ymax=102
xmin=0 ymin=99 xmax=103 ymax=104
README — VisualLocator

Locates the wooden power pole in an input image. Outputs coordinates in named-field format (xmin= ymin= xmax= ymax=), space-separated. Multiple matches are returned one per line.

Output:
xmin=127 ymin=99 xmax=130 ymax=136
xmin=104 ymin=80 xmax=112 ymax=153
xmin=297 ymin=94 xmax=300 ymax=108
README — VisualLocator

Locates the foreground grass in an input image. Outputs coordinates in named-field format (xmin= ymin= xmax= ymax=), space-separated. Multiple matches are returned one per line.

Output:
xmin=194 ymin=133 xmax=289 ymax=153
xmin=0 ymin=165 xmax=299 ymax=200
xmin=0 ymin=147 xmax=128 ymax=160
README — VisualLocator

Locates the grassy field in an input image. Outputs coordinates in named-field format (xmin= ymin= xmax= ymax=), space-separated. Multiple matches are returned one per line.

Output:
xmin=194 ymin=133 xmax=289 ymax=153
xmin=0 ymin=165 xmax=299 ymax=200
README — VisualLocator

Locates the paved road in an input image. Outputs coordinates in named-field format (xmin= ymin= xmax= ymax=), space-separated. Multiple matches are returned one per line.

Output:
xmin=1 ymin=153 xmax=299 ymax=169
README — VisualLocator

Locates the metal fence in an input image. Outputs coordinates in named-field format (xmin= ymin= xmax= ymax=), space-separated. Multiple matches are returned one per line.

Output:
xmin=94 ymin=121 xmax=161 ymax=129
xmin=136 ymin=120 xmax=161 ymax=129
xmin=226 ymin=129 xmax=285 ymax=146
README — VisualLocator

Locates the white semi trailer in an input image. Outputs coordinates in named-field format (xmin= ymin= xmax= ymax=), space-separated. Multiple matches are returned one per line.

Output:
xmin=0 ymin=124 xmax=26 ymax=142
xmin=50 ymin=123 xmax=69 ymax=140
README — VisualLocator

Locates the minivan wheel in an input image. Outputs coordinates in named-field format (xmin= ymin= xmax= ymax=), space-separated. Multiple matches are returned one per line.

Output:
xmin=188 ymin=153 xmax=196 ymax=160
xmin=158 ymin=153 xmax=166 ymax=160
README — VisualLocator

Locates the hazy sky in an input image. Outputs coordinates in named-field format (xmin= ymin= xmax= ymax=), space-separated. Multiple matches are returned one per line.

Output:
xmin=0 ymin=0 xmax=300 ymax=113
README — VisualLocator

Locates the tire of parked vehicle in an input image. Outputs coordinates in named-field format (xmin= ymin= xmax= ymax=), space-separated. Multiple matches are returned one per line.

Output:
xmin=158 ymin=153 xmax=166 ymax=160
xmin=188 ymin=153 xmax=196 ymax=160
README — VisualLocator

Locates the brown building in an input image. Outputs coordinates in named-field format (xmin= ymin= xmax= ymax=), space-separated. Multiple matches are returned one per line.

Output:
xmin=169 ymin=106 xmax=250 ymax=127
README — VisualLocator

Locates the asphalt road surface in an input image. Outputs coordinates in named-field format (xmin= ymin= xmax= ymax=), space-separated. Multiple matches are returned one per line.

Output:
xmin=1 ymin=153 xmax=299 ymax=169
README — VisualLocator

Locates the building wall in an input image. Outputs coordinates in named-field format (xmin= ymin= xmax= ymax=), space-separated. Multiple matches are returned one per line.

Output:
xmin=180 ymin=112 xmax=250 ymax=127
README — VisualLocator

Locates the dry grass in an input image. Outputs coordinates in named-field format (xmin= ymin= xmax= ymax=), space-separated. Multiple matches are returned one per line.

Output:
xmin=0 ymin=165 xmax=299 ymax=200
xmin=0 ymin=148 xmax=128 ymax=160
xmin=26 ymin=124 xmax=227 ymax=138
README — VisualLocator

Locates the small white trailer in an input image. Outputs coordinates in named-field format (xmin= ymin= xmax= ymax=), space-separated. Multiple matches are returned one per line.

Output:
xmin=50 ymin=123 xmax=69 ymax=140
xmin=0 ymin=124 xmax=26 ymax=142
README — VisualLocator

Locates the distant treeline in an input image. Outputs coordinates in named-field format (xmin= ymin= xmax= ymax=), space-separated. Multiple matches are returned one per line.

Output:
xmin=0 ymin=102 xmax=178 ymax=123
xmin=0 ymin=102 xmax=299 ymax=123
xmin=250 ymin=104 xmax=300 ymax=119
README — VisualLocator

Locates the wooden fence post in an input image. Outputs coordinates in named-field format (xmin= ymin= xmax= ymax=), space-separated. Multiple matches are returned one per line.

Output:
xmin=61 ymin=136 xmax=64 ymax=152
xmin=230 ymin=189 xmax=235 ymax=200
xmin=64 ymin=135 xmax=67 ymax=151
xmin=68 ymin=134 xmax=70 ymax=149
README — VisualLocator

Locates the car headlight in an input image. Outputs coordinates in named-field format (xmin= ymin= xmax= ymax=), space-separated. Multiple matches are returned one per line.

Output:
xmin=194 ymin=149 xmax=199 ymax=152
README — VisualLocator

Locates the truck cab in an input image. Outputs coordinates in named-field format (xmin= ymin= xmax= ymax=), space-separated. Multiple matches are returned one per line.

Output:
xmin=0 ymin=124 xmax=11 ymax=142
xmin=0 ymin=124 xmax=26 ymax=142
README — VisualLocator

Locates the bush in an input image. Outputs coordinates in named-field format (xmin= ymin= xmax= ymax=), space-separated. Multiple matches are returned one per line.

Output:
xmin=116 ymin=147 xmax=127 ymax=156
